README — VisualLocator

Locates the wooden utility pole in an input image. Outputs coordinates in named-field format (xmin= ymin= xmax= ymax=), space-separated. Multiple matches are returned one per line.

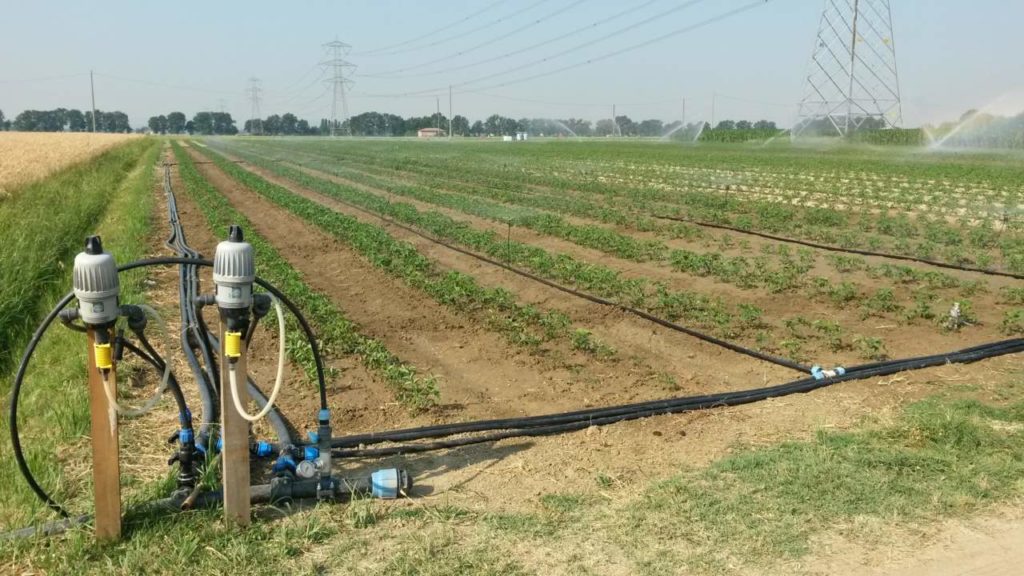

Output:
xmin=86 ymin=326 xmax=121 ymax=540
xmin=90 ymin=70 xmax=97 ymax=133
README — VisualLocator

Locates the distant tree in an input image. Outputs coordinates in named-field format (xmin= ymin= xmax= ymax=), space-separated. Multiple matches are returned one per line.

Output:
xmin=167 ymin=111 xmax=187 ymax=134
xmin=614 ymin=115 xmax=636 ymax=136
xmin=638 ymin=119 xmax=664 ymax=137
xmin=296 ymin=119 xmax=312 ymax=134
xmin=735 ymin=120 xmax=752 ymax=130
xmin=0 ymin=109 xmax=5 ymax=130
xmin=715 ymin=120 xmax=736 ymax=130
xmin=264 ymin=114 xmax=282 ymax=135
xmin=564 ymin=118 xmax=591 ymax=136
xmin=484 ymin=114 xmax=505 ymax=135
xmin=753 ymin=119 xmax=777 ymax=130
xmin=66 ymin=109 xmax=86 ymax=131
xmin=280 ymin=113 xmax=299 ymax=135
xmin=184 ymin=120 xmax=195 ymax=134
xmin=148 ymin=115 xmax=169 ymax=134
xmin=382 ymin=113 xmax=404 ymax=136
xmin=192 ymin=112 xmax=214 ymax=135
xmin=451 ymin=114 xmax=470 ymax=136
xmin=470 ymin=120 xmax=484 ymax=136
xmin=594 ymin=118 xmax=616 ymax=136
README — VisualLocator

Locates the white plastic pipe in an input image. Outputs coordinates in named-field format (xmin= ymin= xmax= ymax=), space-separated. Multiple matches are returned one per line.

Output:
xmin=228 ymin=296 xmax=286 ymax=422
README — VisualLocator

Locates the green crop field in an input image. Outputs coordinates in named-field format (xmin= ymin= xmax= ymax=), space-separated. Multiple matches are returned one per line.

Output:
xmin=2 ymin=136 xmax=1024 ymax=575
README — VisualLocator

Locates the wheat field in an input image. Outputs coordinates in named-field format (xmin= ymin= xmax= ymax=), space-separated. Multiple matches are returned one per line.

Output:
xmin=0 ymin=132 xmax=139 ymax=198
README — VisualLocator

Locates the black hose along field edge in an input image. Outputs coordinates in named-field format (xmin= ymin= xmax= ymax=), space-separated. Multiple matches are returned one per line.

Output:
xmin=197 ymin=144 xmax=810 ymax=374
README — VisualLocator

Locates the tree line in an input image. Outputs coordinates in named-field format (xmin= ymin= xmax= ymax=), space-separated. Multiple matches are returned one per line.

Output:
xmin=0 ymin=108 xmax=131 ymax=132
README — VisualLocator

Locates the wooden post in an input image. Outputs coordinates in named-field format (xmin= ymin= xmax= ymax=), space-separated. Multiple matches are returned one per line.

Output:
xmin=220 ymin=321 xmax=250 ymax=525
xmin=86 ymin=326 xmax=121 ymax=541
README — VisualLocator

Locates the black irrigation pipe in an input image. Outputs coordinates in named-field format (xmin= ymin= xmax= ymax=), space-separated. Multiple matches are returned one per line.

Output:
xmin=653 ymin=213 xmax=1024 ymax=280
xmin=331 ymin=337 xmax=1024 ymax=456
xmin=218 ymin=152 xmax=810 ymax=374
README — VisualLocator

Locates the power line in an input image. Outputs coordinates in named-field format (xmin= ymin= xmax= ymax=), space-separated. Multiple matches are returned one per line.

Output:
xmin=464 ymin=1 xmax=770 ymax=95
xmin=361 ymin=0 xmax=740 ymax=98
xmin=92 ymin=72 xmax=238 ymax=95
xmin=353 ymin=0 xmax=511 ymax=56
xmin=360 ymin=0 xmax=590 ymax=78
xmin=354 ymin=0 xmax=555 ymax=58
xmin=361 ymin=0 xmax=662 ymax=80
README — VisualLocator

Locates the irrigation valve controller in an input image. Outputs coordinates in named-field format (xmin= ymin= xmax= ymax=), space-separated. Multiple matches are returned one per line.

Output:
xmin=213 ymin=225 xmax=255 ymax=312
xmin=73 ymin=236 xmax=120 ymax=326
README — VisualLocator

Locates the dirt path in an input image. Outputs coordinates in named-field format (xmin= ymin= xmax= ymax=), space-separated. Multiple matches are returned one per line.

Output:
xmin=815 ymin=512 xmax=1024 ymax=576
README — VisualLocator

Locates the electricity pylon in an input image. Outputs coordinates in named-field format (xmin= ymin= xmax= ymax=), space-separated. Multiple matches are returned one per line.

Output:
xmin=247 ymin=78 xmax=263 ymax=135
xmin=794 ymin=0 xmax=902 ymax=137
xmin=321 ymin=40 xmax=356 ymax=136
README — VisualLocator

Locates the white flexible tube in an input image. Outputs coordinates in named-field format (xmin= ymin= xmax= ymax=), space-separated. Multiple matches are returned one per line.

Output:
xmin=228 ymin=296 xmax=286 ymax=422
xmin=101 ymin=304 xmax=172 ymax=417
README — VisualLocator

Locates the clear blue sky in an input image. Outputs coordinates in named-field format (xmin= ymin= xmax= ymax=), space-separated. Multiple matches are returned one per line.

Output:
xmin=1 ymin=0 xmax=1022 ymax=129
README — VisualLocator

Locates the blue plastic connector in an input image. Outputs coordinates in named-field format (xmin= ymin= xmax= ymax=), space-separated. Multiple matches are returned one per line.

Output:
xmin=253 ymin=440 xmax=273 ymax=458
xmin=179 ymin=429 xmax=194 ymax=445
xmin=273 ymin=454 xmax=297 ymax=474
xmin=303 ymin=446 xmax=320 ymax=461
xmin=307 ymin=431 xmax=319 ymax=444
xmin=811 ymin=365 xmax=847 ymax=380
xmin=371 ymin=468 xmax=400 ymax=499
xmin=318 ymin=409 xmax=330 ymax=423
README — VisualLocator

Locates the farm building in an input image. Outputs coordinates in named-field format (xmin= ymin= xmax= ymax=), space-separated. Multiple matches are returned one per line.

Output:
xmin=417 ymin=127 xmax=446 ymax=138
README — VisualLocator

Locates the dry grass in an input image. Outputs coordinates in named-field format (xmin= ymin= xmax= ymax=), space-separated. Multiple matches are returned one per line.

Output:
xmin=0 ymin=132 xmax=139 ymax=198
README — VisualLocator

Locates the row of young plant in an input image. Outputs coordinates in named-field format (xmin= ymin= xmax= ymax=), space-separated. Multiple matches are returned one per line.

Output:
xmin=208 ymin=143 xmax=918 ymax=364
xmin=171 ymin=141 xmax=440 ymax=411
xmin=245 ymin=139 xmax=1023 ymax=275
xmin=189 ymin=142 xmax=613 ymax=361
xmin=229 ymin=141 xmax=992 ymax=332
xmin=279 ymin=140 xmax=1023 ymax=273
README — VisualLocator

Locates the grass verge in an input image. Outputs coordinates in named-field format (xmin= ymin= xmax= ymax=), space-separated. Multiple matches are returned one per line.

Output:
xmin=0 ymin=138 xmax=159 ymax=528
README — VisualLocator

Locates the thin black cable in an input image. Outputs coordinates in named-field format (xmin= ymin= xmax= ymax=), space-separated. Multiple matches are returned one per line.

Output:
xmin=652 ymin=213 xmax=1024 ymax=280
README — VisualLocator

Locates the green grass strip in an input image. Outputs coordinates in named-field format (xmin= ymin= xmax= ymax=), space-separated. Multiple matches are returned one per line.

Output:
xmin=0 ymin=138 xmax=159 ymax=527
xmin=171 ymin=141 xmax=439 ymax=411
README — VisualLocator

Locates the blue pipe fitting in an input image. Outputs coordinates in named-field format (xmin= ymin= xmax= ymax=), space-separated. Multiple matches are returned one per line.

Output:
xmin=371 ymin=468 xmax=401 ymax=499
xmin=318 ymin=409 xmax=330 ymax=424
xmin=811 ymin=365 xmax=847 ymax=380
xmin=273 ymin=454 xmax=297 ymax=474
xmin=307 ymin=431 xmax=319 ymax=444
xmin=253 ymin=440 xmax=274 ymax=458
xmin=179 ymin=428 xmax=194 ymax=445
xmin=303 ymin=446 xmax=320 ymax=461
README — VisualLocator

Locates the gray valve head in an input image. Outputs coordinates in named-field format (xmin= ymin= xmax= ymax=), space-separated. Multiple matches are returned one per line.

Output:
xmin=213 ymin=225 xmax=255 ymax=309
xmin=73 ymin=236 xmax=120 ymax=325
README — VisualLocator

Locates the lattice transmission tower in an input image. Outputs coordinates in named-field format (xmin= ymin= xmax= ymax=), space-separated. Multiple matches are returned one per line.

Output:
xmin=321 ymin=40 xmax=356 ymax=136
xmin=247 ymin=77 xmax=263 ymax=135
xmin=794 ymin=0 xmax=902 ymax=137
